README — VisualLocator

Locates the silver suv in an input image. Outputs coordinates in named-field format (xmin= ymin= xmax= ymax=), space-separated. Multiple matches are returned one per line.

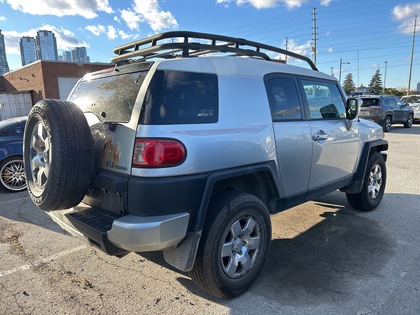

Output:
xmin=23 ymin=31 xmax=388 ymax=298
xmin=401 ymin=95 xmax=420 ymax=122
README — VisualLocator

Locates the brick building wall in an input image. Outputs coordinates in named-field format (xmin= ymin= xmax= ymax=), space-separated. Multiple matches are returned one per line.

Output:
xmin=0 ymin=60 xmax=112 ymax=104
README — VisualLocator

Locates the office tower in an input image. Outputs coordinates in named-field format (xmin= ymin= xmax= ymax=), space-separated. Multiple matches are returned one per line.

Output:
xmin=71 ymin=47 xmax=90 ymax=63
xmin=61 ymin=51 xmax=72 ymax=61
xmin=20 ymin=36 xmax=37 ymax=66
xmin=36 ymin=30 xmax=58 ymax=61
xmin=0 ymin=30 xmax=10 ymax=75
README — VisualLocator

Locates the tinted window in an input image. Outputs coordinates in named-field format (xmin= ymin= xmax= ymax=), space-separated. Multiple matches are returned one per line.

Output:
xmin=69 ymin=71 xmax=146 ymax=123
xmin=268 ymin=77 xmax=302 ymax=121
xmin=141 ymin=70 xmax=218 ymax=125
xmin=361 ymin=98 xmax=379 ymax=107
xmin=301 ymin=80 xmax=346 ymax=119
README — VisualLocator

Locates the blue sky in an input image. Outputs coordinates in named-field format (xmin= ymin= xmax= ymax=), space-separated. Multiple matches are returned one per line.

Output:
xmin=0 ymin=0 xmax=419 ymax=89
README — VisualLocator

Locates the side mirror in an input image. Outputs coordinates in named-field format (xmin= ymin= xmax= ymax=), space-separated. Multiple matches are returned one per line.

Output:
xmin=346 ymin=98 xmax=362 ymax=120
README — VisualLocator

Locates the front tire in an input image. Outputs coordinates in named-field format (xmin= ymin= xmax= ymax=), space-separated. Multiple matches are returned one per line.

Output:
xmin=404 ymin=114 xmax=413 ymax=128
xmin=189 ymin=191 xmax=271 ymax=298
xmin=346 ymin=152 xmax=386 ymax=211
xmin=23 ymin=99 xmax=94 ymax=211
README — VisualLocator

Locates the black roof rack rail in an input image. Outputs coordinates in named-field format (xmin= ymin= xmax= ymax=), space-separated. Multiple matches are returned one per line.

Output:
xmin=111 ymin=31 xmax=318 ymax=71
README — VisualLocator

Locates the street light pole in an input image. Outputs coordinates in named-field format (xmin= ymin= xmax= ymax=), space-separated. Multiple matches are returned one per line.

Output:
xmin=383 ymin=61 xmax=387 ymax=94
xmin=408 ymin=15 xmax=417 ymax=95
xmin=339 ymin=58 xmax=350 ymax=85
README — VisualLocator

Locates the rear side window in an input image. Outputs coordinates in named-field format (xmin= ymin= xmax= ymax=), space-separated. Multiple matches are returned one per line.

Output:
xmin=267 ymin=77 xmax=302 ymax=121
xmin=141 ymin=70 xmax=218 ymax=125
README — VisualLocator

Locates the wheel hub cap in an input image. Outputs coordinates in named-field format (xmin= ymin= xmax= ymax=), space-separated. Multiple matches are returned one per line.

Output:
xmin=29 ymin=121 xmax=51 ymax=189
xmin=221 ymin=216 xmax=261 ymax=279
xmin=368 ymin=164 xmax=382 ymax=199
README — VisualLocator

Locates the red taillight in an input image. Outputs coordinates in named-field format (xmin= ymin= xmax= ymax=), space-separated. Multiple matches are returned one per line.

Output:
xmin=132 ymin=139 xmax=186 ymax=167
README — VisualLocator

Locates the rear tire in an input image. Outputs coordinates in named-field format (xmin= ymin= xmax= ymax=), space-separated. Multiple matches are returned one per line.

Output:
xmin=23 ymin=99 xmax=94 ymax=210
xmin=189 ymin=191 xmax=271 ymax=298
xmin=383 ymin=116 xmax=392 ymax=132
xmin=346 ymin=152 xmax=386 ymax=211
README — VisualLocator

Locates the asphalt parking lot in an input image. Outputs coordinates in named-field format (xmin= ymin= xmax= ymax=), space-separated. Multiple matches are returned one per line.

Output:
xmin=1 ymin=124 xmax=419 ymax=315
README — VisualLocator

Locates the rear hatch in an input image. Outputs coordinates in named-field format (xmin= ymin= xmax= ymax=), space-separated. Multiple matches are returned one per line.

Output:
xmin=359 ymin=97 xmax=381 ymax=119
xmin=67 ymin=62 xmax=152 ymax=214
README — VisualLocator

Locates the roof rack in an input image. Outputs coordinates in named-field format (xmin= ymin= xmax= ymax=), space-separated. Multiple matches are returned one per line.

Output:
xmin=111 ymin=31 xmax=318 ymax=71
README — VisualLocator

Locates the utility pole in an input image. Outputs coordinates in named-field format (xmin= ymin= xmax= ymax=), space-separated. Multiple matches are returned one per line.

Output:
xmin=408 ymin=15 xmax=417 ymax=95
xmin=312 ymin=7 xmax=318 ymax=66
xmin=383 ymin=61 xmax=387 ymax=94
xmin=285 ymin=37 xmax=288 ymax=63
xmin=339 ymin=58 xmax=350 ymax=85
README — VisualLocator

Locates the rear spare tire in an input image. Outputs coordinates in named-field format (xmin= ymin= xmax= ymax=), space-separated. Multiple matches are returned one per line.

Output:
xmin=23 ymin=99 xmax=94 ymax=210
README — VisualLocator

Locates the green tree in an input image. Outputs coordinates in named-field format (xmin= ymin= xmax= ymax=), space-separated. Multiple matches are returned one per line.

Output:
xmin=342 ymin=73 xmax=355 ymax=95
xmin=368 ymin=69 xmax=383 ymax=95
xmin=384 ymin=87 xmax=404 ymax=97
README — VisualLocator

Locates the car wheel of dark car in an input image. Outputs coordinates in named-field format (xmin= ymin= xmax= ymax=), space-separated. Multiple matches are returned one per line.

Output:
xmin=346 ymin=152 xmax=386 ymax=211
xmin=189 ymin=191 xmax=272 ymax=298
xmin=0 ymin=156 xmax=27 ymax=192
xmin=404 ymin=114 xmax=413 ymax=128
xmin=23 ymin=99 xmax=94 ymax=211
xmin=383 ymin=116 xmax=392 ymax=132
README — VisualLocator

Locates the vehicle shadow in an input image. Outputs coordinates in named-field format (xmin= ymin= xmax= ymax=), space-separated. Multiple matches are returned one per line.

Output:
xmin=0 ymin=190 xmax=64 ymax=233
xmin=155 ymin=192 xmax=417 ymax=305
xmin=388 ymin=124 xmax=420 ymax=135
xmin=0 ymin=189 xmax=411 ymax=306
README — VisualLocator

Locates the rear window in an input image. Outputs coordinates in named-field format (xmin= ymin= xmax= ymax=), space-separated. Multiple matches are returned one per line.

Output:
xmin=361 ymin=98 xmax=379 ymax=107
xmin=69 ymin=71 xmax=146 ymax=123
xmin=141 ymin=70 xmax=218 ymax=125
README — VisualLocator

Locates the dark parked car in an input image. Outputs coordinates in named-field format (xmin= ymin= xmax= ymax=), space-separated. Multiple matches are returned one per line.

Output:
xmin=0 ymin=116 xmax=27 ymax=192
xmin=358 ymin=95 xmax=414 ymax=132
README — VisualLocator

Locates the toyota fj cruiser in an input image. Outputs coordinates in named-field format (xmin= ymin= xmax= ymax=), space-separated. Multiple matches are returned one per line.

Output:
xmin=23 ymin=31 xmax=388 ymax=298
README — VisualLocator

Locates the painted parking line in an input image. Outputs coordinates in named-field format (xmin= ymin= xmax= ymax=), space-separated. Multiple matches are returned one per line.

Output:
xmin=0 ymin=245 xmax=88 ymax=278
xmin=0 ymin=195 xmax=31 ymax=205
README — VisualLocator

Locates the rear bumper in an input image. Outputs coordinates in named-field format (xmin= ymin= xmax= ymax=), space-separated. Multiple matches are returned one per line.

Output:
xmin=47 ymin=205 xmax=190 ymax=254
xmin=107 ymin=213 xmax=189 ymax=251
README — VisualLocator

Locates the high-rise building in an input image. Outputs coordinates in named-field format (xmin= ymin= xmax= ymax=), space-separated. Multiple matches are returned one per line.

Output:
xmin=20 ymin=36 xmax=37 ymax=66
xmin=0 ymin=30 xmax=10 ymax=75
xmin=71 ymin=47 xmax=90 ymax=63
xmin=36 ymin=30 xmax=58 ymax=61
xmin=60 ymin=51 xmax=72 ymax=62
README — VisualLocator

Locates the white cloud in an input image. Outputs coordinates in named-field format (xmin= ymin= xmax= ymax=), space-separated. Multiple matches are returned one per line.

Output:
xmin=2 ymin=25 xmax=88 ymax=55
xmin=0 ymin=16 xmax=6 ymax=21
xmin=276 ymin=38 xmax=312 ymax=60
xmin=119 ymin=0 xmax=178 ymax=31
xmin=119 ymin=30 xmax=139 ymax=41
xmin=392 ymin=3 xmax=420 ymax=34
xmin=86 ymin=24 xmax=138 ymax=41
xmin=217 ymin=0 xmax=331 ymax=9
xmin=320 ymin=0 xmax=332 ymax=6
xmin=4 ymin=0 xmax=113 ymax=19
xmin=120 ymin=9 xmax=141 ymax=30
xmin=86 ymin=25 xmax=106 ymax=36
xmin=107 ymin=26 xmax=117 ymax=40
